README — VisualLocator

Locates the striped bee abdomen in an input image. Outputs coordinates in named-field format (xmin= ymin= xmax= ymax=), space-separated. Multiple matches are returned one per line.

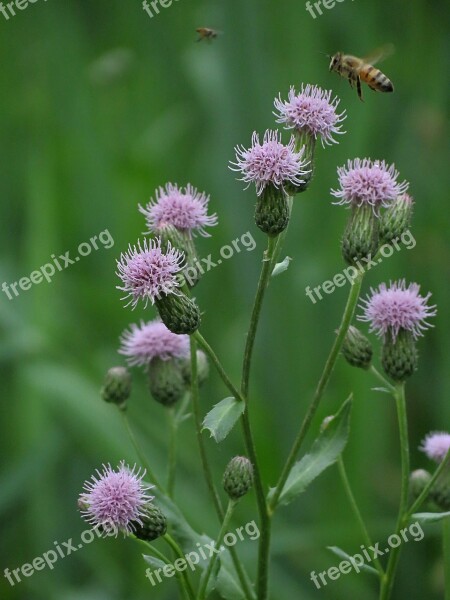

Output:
xmin=360 ymin=65 xmax=394 ymax=92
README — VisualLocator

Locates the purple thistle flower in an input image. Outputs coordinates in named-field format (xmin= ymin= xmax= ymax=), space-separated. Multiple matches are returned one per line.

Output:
xmin=116 ymin=238 xmax=184 ymax=309
xmin=230 ymin=130 xmax=309 ymax=196
xmin=139 ymin=183 xmax=218 ymax=237
xmin=119 ymin=319 xmax=190 ymax=367
xmin=331 ymin=158 xmax=409 ymax=209
xmin=79 ymin=463 xmax=154 ymax=536
xmin=420 ymin=432 xmax=450 ymax=463
xmin=273 ymin=84 xmax=346 ymax=146
xmin=358 ymin=280 xmax=437 ymax=341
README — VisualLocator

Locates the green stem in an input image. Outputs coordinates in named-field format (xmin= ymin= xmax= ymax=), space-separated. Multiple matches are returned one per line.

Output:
xmin=407 ymin=448 xmax=450 ymax=517
xmin=197 ymin=500 xmax=237 ymax=600
xmin=167 ymin=407 xmax=177 ymax=497
xmin=269 ymin=270 xmax=364 ymax=512
xmin=379 ymin=383 xmax=409 ymax=600
xmin=121 ymin=411 xmax=164 ymax=492
xmin=189 ymin=336 xmax=223 ymax=517
xmin=338 ymin=456 xmax=385 ymax=577
xmin=444 ymin=517 xmax=450 ymax=600
xmin=370 ymin=365 xmax=396 ymax=394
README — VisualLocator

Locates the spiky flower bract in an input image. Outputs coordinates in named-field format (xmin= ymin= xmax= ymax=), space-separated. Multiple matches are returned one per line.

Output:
xmin=116 ymin=238 xmax=184 ymax=309
xmin=420 ymin=432 xmax=450 ymax=463
xmin=79 ymin=463 xmax=154 ymax=536
xmin=139 ymin=183 xmax=217 ymax=237
xmin=332 ymin=159 xmax=409 ymax=210
xmin=358 ymin=280 xmax=436 ymax=341
xmin=274 ymin=84 xmax=346 ymax=147
xmin=230 ymin=130 xmax=309 ymax=196
xmin=119 ymin=320 xmax=189 ymax=367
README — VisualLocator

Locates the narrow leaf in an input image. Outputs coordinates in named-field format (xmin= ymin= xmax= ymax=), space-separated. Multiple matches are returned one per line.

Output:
xmin=411 ymin=511 xmax=450 ymax=523
xmin=202 ymin=397 xmax=245 ymax=443
xmin=271 ymin=256 xmax=292 ymax=277
xmin=268 ymin=396 xmax=352 ymax=506
xmin=327 ymin=546 xmax=378 ymax=576
xmin=143 ymin=555 xmax=166 ymax=570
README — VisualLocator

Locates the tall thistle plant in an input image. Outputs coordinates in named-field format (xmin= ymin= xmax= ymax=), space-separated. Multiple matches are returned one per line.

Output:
xmin=79 ymin=83 xmax=450 ymax=600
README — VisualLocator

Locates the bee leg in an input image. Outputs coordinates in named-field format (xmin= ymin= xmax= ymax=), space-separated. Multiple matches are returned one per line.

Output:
xmin=356 ymin=76 xmax=364 ymax=101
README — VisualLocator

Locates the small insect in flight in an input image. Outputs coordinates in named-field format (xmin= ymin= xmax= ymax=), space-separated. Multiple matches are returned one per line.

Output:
xmin=328 ymin=45 xmax=394 ymax=101
xmin=196 ymin=28 xmax=220 ymax=42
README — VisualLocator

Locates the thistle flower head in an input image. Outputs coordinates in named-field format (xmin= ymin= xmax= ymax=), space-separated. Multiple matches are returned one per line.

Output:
xmin=230 ymin=130 xmax=309 ymax=196
xmin=79 ymin=463 xmax=154 ymax=535
xmin=358 ymin=280 xmax=436 ymax=341
xmin=139 ymin=183 xmax=217 ymax=237
xmin=274 ymin=84 xmax=346 ymax=146
xmin=420 ymin=432 xmax=450 ymax=463
xmin=116 ymin=238 xmax=184 ymax=309
xmin=119 ymin=320 xmax=189 ymax=367
xmin=332 ymin=159 xmax=409 ymax=209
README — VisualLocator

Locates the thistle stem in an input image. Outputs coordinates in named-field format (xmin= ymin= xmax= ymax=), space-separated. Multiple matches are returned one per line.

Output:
xmin=167 ymin=407 xmax=177 ymax=497
xmin=197 ymin=500 xmax=237 ymax=600
xmin=370 ymin=365 xmax=396 ymax=394
xmin=444 ymin=517 xmax=450 ymax=600
xmin=269 ymin=270 xmax=364 ymax=512
xmin=379 ymin=382 xmax=409 ymax=600
xmin=337 ymin=456 xmax=385 ymax=576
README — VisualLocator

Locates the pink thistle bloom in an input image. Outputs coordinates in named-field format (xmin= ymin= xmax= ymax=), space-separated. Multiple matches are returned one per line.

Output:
xmin=119 ymin=319 xmax=189 ymax=367
xmin=274 ymin=84 xmax=346 ymax=146
xmin=230 ymin=130 xmax=309 ymax=195
xmin=331 ymin=158 xmax=409 ymax=209
xmin=358 ymin=280 xmax=437 ymax=341
xmin=420 ymin=432 xmax=450 ymax=463
xmin=79 ymin=463 xmax=154 ymax=536
xmin=139 ymin=183 xmax=218 ymax=237
xmin=116 ymin=238 xmax=184 ymax=309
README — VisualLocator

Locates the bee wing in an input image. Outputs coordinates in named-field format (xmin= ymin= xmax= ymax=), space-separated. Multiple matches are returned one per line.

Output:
xmin=362 ymin=44 xmax=395 ymax=65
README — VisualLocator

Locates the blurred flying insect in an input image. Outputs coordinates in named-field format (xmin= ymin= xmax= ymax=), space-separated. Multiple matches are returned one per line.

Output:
xmin=329 ymin=44 xmax=395 ymax=101
xmin=196 ymin=28 xmax=221 ymax=42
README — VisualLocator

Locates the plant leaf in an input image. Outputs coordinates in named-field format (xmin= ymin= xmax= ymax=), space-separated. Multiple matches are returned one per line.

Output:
xmin=326 ymin=546 xmax=378 ymax=576
xmin=268 ymin=396 xmax=352 ymax=507
xmin=143 ymin=555 xmax=166 ymax=570
xmin=202 ymin=397 xmax=245 ymax=443
xmin=411 ymin=511 xmax=450 ymax=523
xmin=271 ymin=256 xmax=292 ymax=277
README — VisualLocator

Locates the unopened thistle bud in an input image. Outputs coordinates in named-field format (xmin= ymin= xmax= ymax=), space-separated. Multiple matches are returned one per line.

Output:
xmin=341 ymin=204 xmax=379 ymax=265
xmin=179 ymin=350 xmax=209 ymax=386
xmin=409 ymin=469 xmax=432 ymax=501
xmin=430 ymin=478 xmax=450 ymax=511
xmin=223 ymin=456 xmax=254 ymax=500
xmin=155 ymin=292 xmax=201 ymax=335
xmin=148 ymin=358 xmax=186 ymax=407
xmin=101 ymin=366 xmax=132 ymax=410
xmin=381 ymin=329 xmax=418 ymax=382
xmin=342 ymin=326 xmax=373 ymax=369
xmin=254 ymin=184 xmax=290 ymax=237
xmin=379 ymin=194 xmax=414 ymax=245
xmin=133 ymin=504 xmax=167 ymax=542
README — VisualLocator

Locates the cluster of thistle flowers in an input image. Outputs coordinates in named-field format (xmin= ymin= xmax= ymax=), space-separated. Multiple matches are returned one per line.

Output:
xmin=410 ymin=432 xmax=450 ymax=511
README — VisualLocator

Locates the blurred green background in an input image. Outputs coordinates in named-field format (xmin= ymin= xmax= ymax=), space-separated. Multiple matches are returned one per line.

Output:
xmin=0 ymin=0 xmax=449 ymax=598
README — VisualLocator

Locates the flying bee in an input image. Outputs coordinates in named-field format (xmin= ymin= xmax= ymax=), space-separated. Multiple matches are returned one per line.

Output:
xmin=196 ymin=28 xmax=220 ymax=42
xmin=329 ymin=45 xmax=394 ymax=101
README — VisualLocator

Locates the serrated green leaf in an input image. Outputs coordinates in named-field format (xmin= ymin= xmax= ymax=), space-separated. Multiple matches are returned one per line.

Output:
xmin=326 ymin=546 xmax=378 ymax=576
xmin=410 ymin=511 xmax=450 ymax=523
xmin=268 ymin=396 xmax=352 ymax=507
xmin=271 ymin=256 xmax=292 ymax=277
xmin=202 ymin=397 xmax=245 ymax=443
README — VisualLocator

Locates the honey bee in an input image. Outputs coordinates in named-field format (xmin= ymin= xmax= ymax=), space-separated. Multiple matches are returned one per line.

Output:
xmin=196 ymin=28 xmax=220 ymax=42
xmin=329 ymin=45 xmax=394 ymax=101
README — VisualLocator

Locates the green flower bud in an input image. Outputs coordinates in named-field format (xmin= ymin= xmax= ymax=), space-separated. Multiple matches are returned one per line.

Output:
xmin=409 ymin=469 xmax=432 ymax=501
xmin=148 ymin=358 xmax=186 ymax=407
xmin=379 ymin=194 xmax=413 ymax=245
xmin=223 ymin=456 xmax=254 ymax=500
xmin=430 ymin=476 xmax=450 ymax=511
xmin=381 ymin=329 xmax=418 ymax=382
xmin=101 ymin=366 xmax=132 ymax=410
xmin=179 ymin=350 xmax=209 ymax=386
xmin=155 ymin=292 xmax=201 ymax=334
xmin=342 ymin=326 xmax=373 ymax=369
xmin=134 ymin=504 xmax=167 ymax=542
xmin=254 ymin=184 xmax=290 ymax=237
xmin=342 ymin=204 xmax=380 ymax=266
